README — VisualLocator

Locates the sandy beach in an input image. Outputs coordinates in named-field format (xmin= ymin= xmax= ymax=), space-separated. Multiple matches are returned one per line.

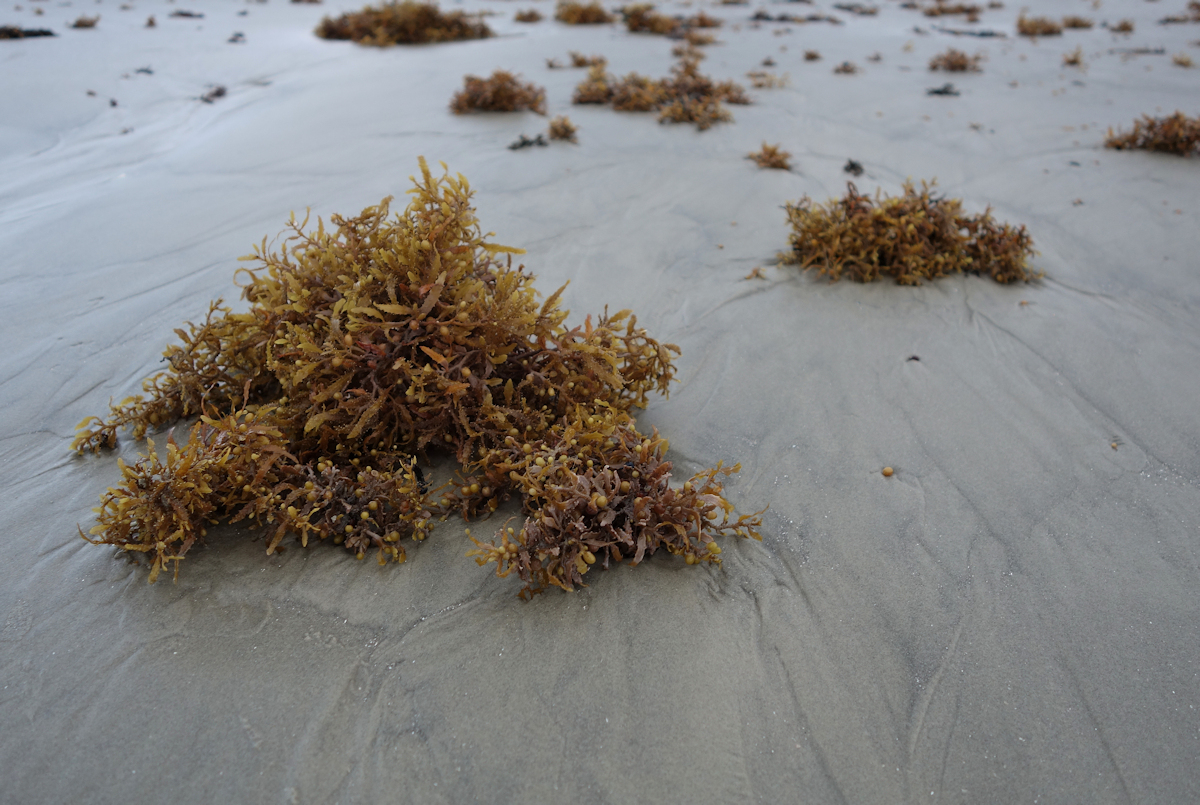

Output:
xmin=2 ymin=0 xmax=1199 ymax=802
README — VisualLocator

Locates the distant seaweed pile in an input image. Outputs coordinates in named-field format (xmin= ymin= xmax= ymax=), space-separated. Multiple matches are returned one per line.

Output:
xmin=555 ymin=0 xmax=614 ymax=24
xmin=1105 ymin=112 xmax=1200 ymax=156
xmin=620 ymin=3 xmax=722 ymax=37
xmin=783 ymin=182 xmax=1038 ymax=285
xmin=75 ymin=159 xmax=761 ymax=595
xmin=929 ymin=48 xmax=981 ymax=72
xmin=450 ymin=71 xmax=546 ymax=114
xmin=315 ymin=1 xmax=491 ymax=45
xmin=573 ymin=51 xmax=749 ymax=130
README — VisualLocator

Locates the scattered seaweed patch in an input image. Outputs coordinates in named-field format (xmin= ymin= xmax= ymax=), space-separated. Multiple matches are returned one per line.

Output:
xmin=1061 ymin=15 xmax=1093 ymax=29
xmin=1017 ymin=14 xmax=1061 ymax=37
xmin=929 ymin=47 xmax=981 ymax=71
xmin=0 ymin=25 xmax=55 ymax=38
xmin=71 ymin=15 xmax=99 ymax=28
xmin=922 ymin=2 xmax=981 ymax=20
xmin=1108 ymin=19 xmax=1134 ymax=34
xmin=833 ymin=60 xmax=859 ymax=74
xmin=926 ymin=82 xmax=959 ymax=95
xmin=451 ymin=70 xmax=546 ymax=114
xmin=1173 ymin=52 xmax=1195 ymax=67
xmin=508 ymin=133 xmax=548 ymax=150
xmin=315 ymin=1 xmax=491 ymax=45
xmin=169 ymin=10 xmax=204 ymax=18
xmin=783 ymin=181 xmax=1038 ymax=284
xmin=555 ymin=1 xmax=614 ymax=24
xmin=1159 ymin=2 xmax=1200 ymax=24
xmin=746 ymin=70 xmax=788 ymax=88
xmin=548 ymin=115 xmax=579 ymax=141
xmin=748 ymin=142 xmax=791 ymax=169
xmin=514 ymin=9 xmax=543 ymax=22
xmin=75 ymin=159 xmax=761 ymax=594
xmin=621 ymin=4 xmax=722 ymax=37
xmin=843 ymin=159 xmax=864 ymax=176
xmin=804 ymin=49 xmax=821 ymax=61
xmin=1063 ymin=46 xmax=1084 ymax=67
xmin=200 ymin=85 xmax=227 ymax=103
xmin=835 ymin=3 xmax=878 ymax=16
xmin=570 ymin=50 xmax=607 ymax=67
xmin=1105 ymin=112 xmax=1200 ymax=155
xmin=572 ymin=53 xmax=749 ymax=130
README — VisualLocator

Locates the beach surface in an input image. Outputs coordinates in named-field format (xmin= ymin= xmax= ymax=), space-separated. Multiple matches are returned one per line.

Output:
xmin=2 ymin=0 xmax=1199 ymax=802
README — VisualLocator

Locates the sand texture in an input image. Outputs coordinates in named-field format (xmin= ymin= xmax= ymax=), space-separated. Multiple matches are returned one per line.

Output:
xmin=2 ymin=0 xmax=1199 ymax=802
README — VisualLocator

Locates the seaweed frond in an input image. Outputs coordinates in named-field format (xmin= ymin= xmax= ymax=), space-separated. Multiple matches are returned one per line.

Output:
xmin=465 ymin=407 xmax=762 ymax=598
xmin=315 ymin=1 xmax=492 ymax=45
xmin=1105 ymin=111 xmax=1200 ymax=155
xmin=450 ymin=70 xmax=546 ymax=114
xmin=747 ymin=142 xmax=791 ymax=169
xmin=929 ymin=47 xmax=982 ymax=72
xmin=784 ymin=181 xmax=1038 ymax=284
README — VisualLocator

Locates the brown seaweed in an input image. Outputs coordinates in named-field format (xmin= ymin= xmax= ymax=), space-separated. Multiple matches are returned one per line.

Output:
xmin=450 ymin=70 xmax=546 ymax=114
xmin=514 ymin=9 xmax=543 ymax=22
xmin=555 ymin=1 xmax=614 ymax=24
xmin=1105 ymin=112 xmax=1200 ymax=156
xmin=465 ymin=407 xmax=761 ymax=598
xmin=747 ymin=142 xmax=791 ymax=169
xmin=929 ymin=47 xmax=981 ymax=71
xmin=1017 ymin=14 xmax=1061 ymax=37
xmin=75 ymin=159 xmax=759 ymax=594
xmin=1061 ymin=15 xmax=1093 ymax=29
xmin=315 ymin=1 xmax=491 ymax=45
xmin=783 ymin=181 xmax=1038 ymax=284
xmin=1159 ymin=2 xmax=1200 ymax=24
xmin=548 ymin=115 xmax=579 ymax=141
xmin=573 ymin=53 xmax=748 ymax=130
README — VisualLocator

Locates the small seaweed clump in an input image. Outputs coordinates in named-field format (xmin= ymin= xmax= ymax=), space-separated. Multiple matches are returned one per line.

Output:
xmin=72 ymin=15 xmax=99 ymax=28
xmin=548 ymin=115 xmax=579 ymax=141
xmin=451 ymin=71 xmax=546 ymax=114
xmin=514 ymin=9 xmax=543 ymax=22
xmin=1061 ymin=15 xmax=1093 ymax=29
xmin=1105 ymin=112 xmax=1200 ymax=156
xmin=748 ymin=142 xmax=791 ymax=169
xmin=1017 ymin=14 xmax=1062 ymax=37
xmin=555 ymin=1 xmax=615 ymax=24
xmin=784 ymin=181 xmax=1038 ymax=284
xmin=573 ymin=53 xmax=749 ymax=130
xmin=315 ymin=1 xmax=491 ymax=45
xmin=929 ymin=48 xmax=982 ymax=72
xmin=75 ymin=158 xmax=761 ymax=594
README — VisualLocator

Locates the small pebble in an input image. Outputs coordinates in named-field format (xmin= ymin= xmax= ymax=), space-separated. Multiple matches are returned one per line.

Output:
xmin=882 ymin=467 xmax=894 ymax=477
